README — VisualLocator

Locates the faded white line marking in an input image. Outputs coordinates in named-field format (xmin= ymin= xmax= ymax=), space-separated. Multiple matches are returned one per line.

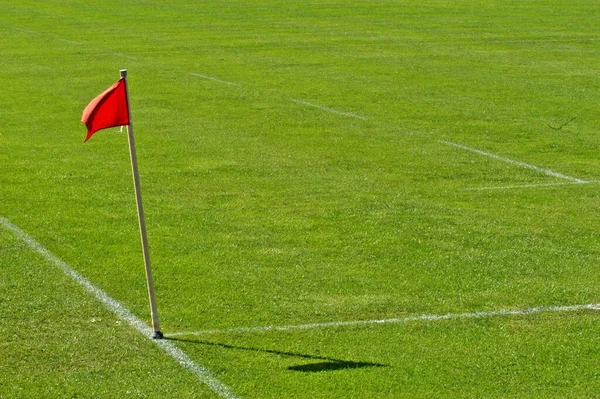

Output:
xmin=291 ymin=99 xmax=367 ymax=120
xmin=104 ymin=51 xmax=137 ymax=60
xmin=169 ymin=303 xmax=600 ymax=336
xmin=56 ymin=38 xmax=84 ymax=45
xmin=0 ymin=217 xmax=239 ymax=399
xmin=439 ymin=140 xmax=587 ymax=183
xmin=10 ymin=26 xmax=37 ymax=34
xmin=8 ymin=25 xmax=134 ymax=59
xmin=190 ymin=73 xmax=241 ymax=87
xmin=487 ymin=37 xmax=600 ymax=44
xmin=463 ymin=181 xmax=598 ymax=191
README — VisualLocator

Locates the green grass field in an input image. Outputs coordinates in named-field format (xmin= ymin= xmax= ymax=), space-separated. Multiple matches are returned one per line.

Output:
xmin=2 ymin=0 xmax=600 ymax=397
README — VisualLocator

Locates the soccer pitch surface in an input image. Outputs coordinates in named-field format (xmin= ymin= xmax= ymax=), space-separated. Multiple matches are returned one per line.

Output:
xmin=2 ymin=1 xmax=600 ymax=397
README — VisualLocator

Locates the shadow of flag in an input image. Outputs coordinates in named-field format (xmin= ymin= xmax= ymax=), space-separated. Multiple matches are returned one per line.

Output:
xmin=288 ymin=361 xmax=386 ymax=372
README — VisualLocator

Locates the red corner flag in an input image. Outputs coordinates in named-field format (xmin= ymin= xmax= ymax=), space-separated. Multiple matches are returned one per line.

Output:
xmin=81 ymin=78 xmax=130 ymax=142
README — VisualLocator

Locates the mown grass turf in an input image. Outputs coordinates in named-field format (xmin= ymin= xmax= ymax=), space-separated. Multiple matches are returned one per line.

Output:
xmin=1 ymin=0 xmax=600 ymax=397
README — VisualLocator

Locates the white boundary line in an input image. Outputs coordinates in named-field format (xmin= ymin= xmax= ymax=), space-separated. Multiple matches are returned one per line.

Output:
xmin=190 ymin=73 xmax=241 ymax=87
xmin=0 ymin=217 xmax=239 ymax=399
xmin=291 ymin=99 xmax=367 ymax=120
xmin=439 ymin=140 xmax=587 ymax=183
xmin=169 ymin=303 xmax=600 ymax=337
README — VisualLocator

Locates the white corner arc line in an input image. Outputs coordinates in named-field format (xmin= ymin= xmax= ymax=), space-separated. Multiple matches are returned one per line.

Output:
xmin=439 ymin=140 xmax=587 ymax=183
xmin=168 ymin=303 xmax=600 ymax=337
xmin=190 ymin=73 xmax=241 ymax=87
xmin=0 ymin=217 xmax=239 ymax=399
xmin=291 ymin=99 xmax=367 ymax=120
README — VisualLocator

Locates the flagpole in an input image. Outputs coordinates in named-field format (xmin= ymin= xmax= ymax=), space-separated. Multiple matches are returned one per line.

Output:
xmin=120 ymin=69 xmax=163 ymax=339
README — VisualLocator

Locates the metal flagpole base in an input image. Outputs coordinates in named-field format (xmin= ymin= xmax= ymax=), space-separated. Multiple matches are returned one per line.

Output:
xmin=152 ymin=331 xmax=164 ymax=339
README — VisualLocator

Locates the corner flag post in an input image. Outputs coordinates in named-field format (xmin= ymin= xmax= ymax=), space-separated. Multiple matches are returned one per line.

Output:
xmin=120 ymin=69 xmax=163 ymax=339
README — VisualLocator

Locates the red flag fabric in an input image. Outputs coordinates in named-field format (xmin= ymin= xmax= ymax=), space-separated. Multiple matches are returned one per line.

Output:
xmin=81 ymin=78 xmax=130 ymax=142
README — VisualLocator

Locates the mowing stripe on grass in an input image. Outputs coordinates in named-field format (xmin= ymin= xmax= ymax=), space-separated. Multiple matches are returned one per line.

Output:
xmin=439 ymin=140 xmax=587 ymax=183
xmin=291 ymin=99 xmax=367 ymax=120
xmin=169 ymin=303 xmax=600 ymax=337
xmin=0 ymin=217 xmax=239 ymax=399
xmin=190 ymin=73 xmax=241 ymax=87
